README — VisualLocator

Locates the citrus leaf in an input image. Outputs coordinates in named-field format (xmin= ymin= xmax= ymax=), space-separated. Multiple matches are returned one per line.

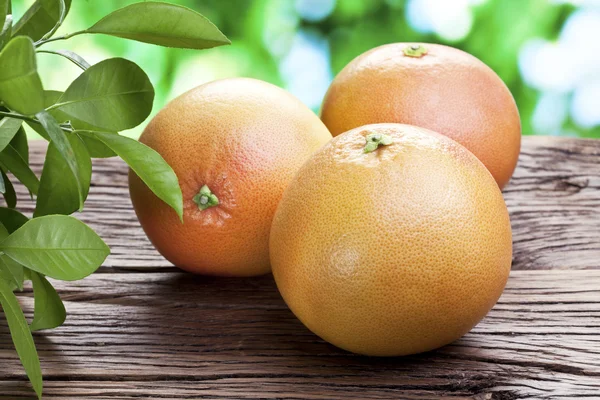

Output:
xmin=37 ymin=49 xmax=90 ymax=70
xmin=0 ymin=0 xmax=8 ymax=30
xmin=36 ymin=0 xmax=66 ymax=43
xmin=0 ymin=142 xmax=39 ymax=196
xmin=0 ymin=207 xmax=28 ymax=232
xmin=36 ymin=110 xmax=85 ymax=209
xmin=12 ymin=0 xmax=71 ymax=42
xmin=0 ymin=215 xmax=109 ymax=281
xmin=87 ymin=2 xmax=230 ymax=50
xmin=29 ymin=271 xmax=66 ymax=331
xmin=50 ymin=91 xmax=117 ymax=158
xmin=0 ymin=0 xmax=11 ymax=52
xmin=0 ymin=36 xmax=44 ymax=115
xmin=0 ymin=171 xmax=16 ymax=208
xmin=0 ymin=280 xmax=43 ymax=399
xmin=78 ymin=130 xmax=183 ymax=221
xmin=76 ymin=133 xmax=116 ymax=158
xmin=25 ymin=90 xmax=60 ymax=140
xmin=0 ymin=219 xmax=9 ymax=237
xmin=0 ymin=222 xmax=24 ymax=291
xmin=48 ymin=58 xmax=154 ymax=132
xmin=11 ymin=125 xmax=28 ymax=162
xmin=35 ymin=134 xmax=91 ymax=217
xmin=0 ymin=254 xmax=24 ymax=291
xmin=27 ymin=90 xmax=117 ymax=157
xmin=0 ymin=117 xmax=21 ymax=153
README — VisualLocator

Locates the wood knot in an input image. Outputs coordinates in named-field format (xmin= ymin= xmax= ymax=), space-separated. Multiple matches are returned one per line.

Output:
xmin=555 ymin=176 xmax=589 ymax=195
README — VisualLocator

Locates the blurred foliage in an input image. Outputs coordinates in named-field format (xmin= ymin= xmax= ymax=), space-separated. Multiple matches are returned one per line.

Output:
xmin=13 ymin=0 xmax=599 ymax=138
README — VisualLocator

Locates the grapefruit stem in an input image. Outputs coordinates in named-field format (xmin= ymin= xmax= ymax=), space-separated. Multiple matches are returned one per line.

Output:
xmin=364 ymin=133 xmax=394 ymax=153
xmin=403 ymin=44 xmax=428 ymax=58
xmin=193 ymin=185 xmax=219 ymax=210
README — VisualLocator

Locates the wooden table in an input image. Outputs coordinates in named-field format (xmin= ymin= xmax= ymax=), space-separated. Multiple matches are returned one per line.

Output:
xmin=1 ymin=137 xmax=599 ymax=399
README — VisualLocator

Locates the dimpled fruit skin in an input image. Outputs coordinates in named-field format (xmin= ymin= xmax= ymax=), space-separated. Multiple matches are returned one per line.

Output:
xmin=129 ymin=78 xmax=332 ymax=276
xmin=320 ymin=43 xmax=521 ymax=189
xmin=270 ymin=123 xmax=512 ymax=356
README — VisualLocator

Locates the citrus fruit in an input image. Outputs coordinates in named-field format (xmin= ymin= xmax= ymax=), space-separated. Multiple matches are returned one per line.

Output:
xmin=320 ymin=43 xmax=521 ymax=189
xmin=270 ymin=123 xmax=512 ymax=356
xmin=129 ymin=78 xmax=332 ymax=276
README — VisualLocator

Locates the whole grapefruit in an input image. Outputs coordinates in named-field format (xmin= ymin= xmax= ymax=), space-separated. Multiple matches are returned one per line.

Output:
xmin=129 ymin=78 xmax=332 ymax=276
xmin=320 ymin=43 xmax=521 ymax=189
xmin=270 ymin=123 xmax=512 ymax=356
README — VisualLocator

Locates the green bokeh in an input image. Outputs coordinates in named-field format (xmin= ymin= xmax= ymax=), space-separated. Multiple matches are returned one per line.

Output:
xmin=12 ymin=0 xmax=598 ymax=139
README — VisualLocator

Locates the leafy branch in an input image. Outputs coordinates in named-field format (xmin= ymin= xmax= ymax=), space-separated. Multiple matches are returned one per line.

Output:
xmin=0 ymin=0 xmax=229 ymax=398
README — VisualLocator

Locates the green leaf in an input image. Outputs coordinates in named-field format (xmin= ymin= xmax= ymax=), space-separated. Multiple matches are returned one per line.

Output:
xmin=37 ymin=48 xmax=90 ymax=70
xmin=0 ymin=215 xmax=109 ymax=281
xmin=42 ymin=91 xmax=117 ymax=158
xmin=0 ymin=0 xmax=12 ymax=50
xmin=29 ymin=271 xmax=65 ymax=331
xmin=23 ymin=267 xmax=31 ymax=281
xmin=35 ymin=134 xmax=91 ymax=217
xmin=0 ymin=206 xmax=28 ymax=232
xmin=26 ymin=90 xmax=60 ymax=140
xmin=48 ymin=58 xmax=154 ymax=132
xmin=36 ymin=0 xmax=65 ymax=43
xmin=0 ymin=0 xmax=8 ymax=28
xmin=11 ymin=125 xmax=28 ymax=161
xmin=27 ymin=96 xmax=113 ymax=159
xmin=0 ymin=222 xmax=24 ymax=291
xmin=0 ymin=256 xmax=23 ymax=290
xmin=0 ymin=36 xmax=44 ymax=115
xmin=36 ymin=110 xmax=85 ymax=209
xmin=87 ymin=2 xmax=230 ymax=50
xmin=42 ymin=90 xmax=61 ymax=105
xmin=78 ymin=130 xmax=183 ymax=221
xmin=0 ymin=142 xmax=39 ymax=196
xmin=0 ymin=116 xmax=21 ymax=153
xmin=0 ymin=220 xmax=9 ymax=237
xmin=0 ymin=254 xmax=24 ymax=291
xmin=76 ymin=133 xmax=116 ymax=158
xmin=0 ymin=171 xmax=16 ymax=208
xmin=28 ymin=90 xmax=117 ymax=158
xmin=12 ymin=0 xmax=71 ymax=42
xmin=0 ymin=280 xmax=43 ymax=399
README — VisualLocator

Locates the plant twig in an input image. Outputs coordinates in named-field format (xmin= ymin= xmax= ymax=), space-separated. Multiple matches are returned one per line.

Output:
xmin=0 ymin=110 xmax=39 ymax=124
xmin=37 ymin=0 xmax=68 ymax=44
xmin=35 ymin=31 xmax=85 ymax=48
xmin=0 ymin=110 xmax=73 ymax=133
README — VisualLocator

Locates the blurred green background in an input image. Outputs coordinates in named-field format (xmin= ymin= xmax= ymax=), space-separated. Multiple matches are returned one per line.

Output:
xmin=13 ymin=0 xmax=600 ymax=139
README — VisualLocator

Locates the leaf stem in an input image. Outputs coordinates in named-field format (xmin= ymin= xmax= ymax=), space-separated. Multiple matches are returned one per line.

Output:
xmin=35 ymin=30 xmax=85 ymax=48
xmin=37 ymin=0 xmax=68 ymax=44
xmin=0 ymin=111 xmax=73 ymax=133
xmin=36 ymin=50 xmax=89 ymax=70
xmin=0 ymin=110 xmax=38 ymax=124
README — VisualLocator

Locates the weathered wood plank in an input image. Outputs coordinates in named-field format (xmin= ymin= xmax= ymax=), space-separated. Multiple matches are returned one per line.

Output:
xmin=505 ymin=136 xmax=600 ymax=270
xmin=10 ymin=136 xmax=600 ymax=271
xmin=1 ymin=270 xmax=599 ymax=399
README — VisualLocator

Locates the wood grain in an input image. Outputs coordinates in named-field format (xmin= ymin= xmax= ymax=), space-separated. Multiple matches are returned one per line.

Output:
xmin=13 ymin=136 xmax=600 ymax=271
xmin=1 ymin=270 xmax=599 ymax=399
xmin=1 ymin=136 xmax=599 ymax=399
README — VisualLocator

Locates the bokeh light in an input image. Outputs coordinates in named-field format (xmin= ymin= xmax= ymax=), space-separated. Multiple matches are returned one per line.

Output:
xmin=10 ymin=0 xmax=600 ymax=139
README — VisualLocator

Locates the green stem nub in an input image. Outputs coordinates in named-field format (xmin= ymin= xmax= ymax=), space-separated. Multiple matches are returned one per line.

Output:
xmin=403 ymin=44 xmax=428 ymax=58
xmin=193 ymin=185 xmax=219 ymax=210
xmin=364 ymin=133 xmax=394 ymax=153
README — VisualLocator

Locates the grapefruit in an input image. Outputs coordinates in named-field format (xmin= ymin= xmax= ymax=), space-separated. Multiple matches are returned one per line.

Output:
xmin=320 ymin=43 xmax=521 ymax=189
xmin=129 ymin=78 xmax=332 ymax=276
xmin=270 ymin=123 xmax=512 ymax=356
